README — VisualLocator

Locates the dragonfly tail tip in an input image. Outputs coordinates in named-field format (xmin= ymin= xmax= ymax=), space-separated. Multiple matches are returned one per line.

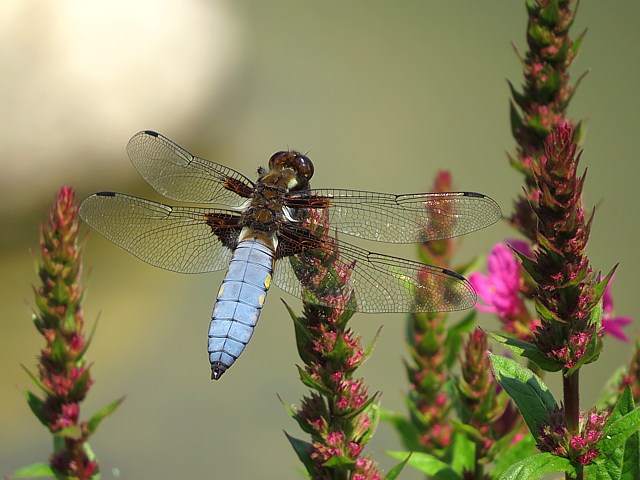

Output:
xmin=211 ymin=363 xmax=227 ymax=380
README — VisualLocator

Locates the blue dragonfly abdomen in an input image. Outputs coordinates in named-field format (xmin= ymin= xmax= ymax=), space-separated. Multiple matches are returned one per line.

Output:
xmin=208 ymin=237 xmax=275 ymax=380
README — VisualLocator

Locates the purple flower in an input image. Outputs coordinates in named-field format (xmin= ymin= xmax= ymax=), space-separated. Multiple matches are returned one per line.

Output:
xmin=469 ymin=240 xmax=530 ymax=319
xmin=601 ymin=276 xmax=632 ymax=342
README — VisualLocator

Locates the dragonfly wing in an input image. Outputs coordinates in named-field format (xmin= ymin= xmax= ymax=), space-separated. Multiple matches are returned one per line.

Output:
xmin=127 ymin=130 xmax=255 ymax=207
xmin=287 ymin=189 xmax=501 ymax=243
xmin=79 ymin=192 xmax=241 ymax=273
xmin=272 ymin=226 xmax=476 ymax=313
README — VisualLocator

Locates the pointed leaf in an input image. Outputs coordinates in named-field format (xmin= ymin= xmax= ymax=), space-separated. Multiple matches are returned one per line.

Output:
xmin=86 ymin=396 xmax=125 ymax=435
xmin=283 ymin=300 xmax=315 ymax=365
xmin=357 ymin=398 xmax=381 ymax=444
xmin=539 ymin=0 xmax=561 ymax=26
xmin=507 ymin=79 xmax=528 ymax=110
xmin=510 ymin=100 xmax=524 ymax=138
xmin=491 ymin=333 xmax=562 ymax=372
xmin=284 ymin=431 xmax=315 ymax=474
xmin=449 ymin=431 xmax=475 ymax=475
xmin=449 ymin=419 xmax=483 ymax=441
xmin=24 ymin=390 xmax=49 ymax=428
xmin=21 ymin=364 xmax=54 ymax=396
xmin=386 ymin=451 xmax=460 ymax=480
xmin=587 ymin=386 xmax=640 ymax=479
xmin=497 ymin=452 xmax=575 ymax=480
xmin=51 ymin=334 xmax=67 ymax=365
xmin=69 ymin=366 xmax=92 ymax=400
xmin=594 ymin=265 xmax=618 ymax=304
xmin=11 ymin=463 xmax=57 ymax=478
xmin=600 ymin=405 xmax=640 ymax=455
xmin=571 ymin=28 xmax=588 ymax=57
xmin=510 ymin=247 xmax=541 ymax=285
xmin=361 ymin=326 xmax=382 ymax=363
xmin=296 ymin=365 xmax=332 ymax=395
xmin=488 ymin=353 xmax=557 ymax=436
xmin=384 ymin=453 xmax=411 ymax=480
xmin=77 ymin=315 xmax=100 ymax=361
xmin=534 ymin=297 xmax=561 ymax=324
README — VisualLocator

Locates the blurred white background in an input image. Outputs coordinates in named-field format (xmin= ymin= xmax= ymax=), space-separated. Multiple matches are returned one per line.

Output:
xmin=1 ymin=1 xmax=639 ymax=478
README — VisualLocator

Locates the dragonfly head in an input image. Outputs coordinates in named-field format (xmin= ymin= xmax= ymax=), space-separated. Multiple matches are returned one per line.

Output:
xmin=267 ymin=150 xmax=314 ymax=190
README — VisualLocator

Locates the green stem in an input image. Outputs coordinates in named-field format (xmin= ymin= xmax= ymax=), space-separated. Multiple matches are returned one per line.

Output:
xmin=475 ymin=440 xmax=484 ymax=480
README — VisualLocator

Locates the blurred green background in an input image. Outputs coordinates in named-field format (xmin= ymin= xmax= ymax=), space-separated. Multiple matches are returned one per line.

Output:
xmin=2 ymin=1 xmax=639 ymax=478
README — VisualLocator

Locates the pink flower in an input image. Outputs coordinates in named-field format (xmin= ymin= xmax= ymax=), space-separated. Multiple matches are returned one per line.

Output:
xmin=469 ymin=240 xmax=530 ymax=318
xmin=601 ymin=276 xmax=632 ymax=342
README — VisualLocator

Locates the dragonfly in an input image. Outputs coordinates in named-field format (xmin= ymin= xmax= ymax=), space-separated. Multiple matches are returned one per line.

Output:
xmin=79 ymin=131 xmax=501 ymax=380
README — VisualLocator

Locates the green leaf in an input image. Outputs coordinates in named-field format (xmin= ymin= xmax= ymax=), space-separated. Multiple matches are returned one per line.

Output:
xmin=296 ymin=365 xmax=332 ymax=395
xmin=54 ymin=424 xmax=83 ymax=440
xmin=10 ymin=463 xmax=57 ymax=478
xmin=51 ymin=334 xmax=67 ymax=365
xmin=493 ymin=433 xmax=537 ymax=477
xmin=379 ymin=408 xmax=423 ymax=452
xmin=491 ymin=333 xmax=562 ymax=372
xmin=488 ymin=353 xmax=557 ymax=436
xmin=599 ymin=404 xmax=640 ymax=455
xmin=497 ymin=452 xmax=575 ymax=480
xmin=449 ymin=419 xmax=482 ymax=441
xmin=386 ymin=451 xmax=460 ymax=480
xmin=510 ymin=100 xmax=524 ymax=138
xmin=360 ymin=326 xmax=382 ymax=364
xmin=284 ymin=431 xmax=315 ymax=474
xmin=77 ymin=315 xmax=100 ymax=361
xmin=283 ymin=300 xmax=315 ymax=365
xmin=21 ymin=365 xmax=53 ymax=396
xmin=539 ymin=0 xmax=561 ymax=26
xmin=588 ymin=299 xmax=604 ymax=329
xmin=594 ymin=265 xmax=618 ymax=305
xmin=357 ymin=398 xmax=381 ymax=444
xmin=86 ymin=396 xmax=125 ymax=435
xmin=571 ymin=28 xmax=588 ymax=57
xmin=24 ymin=390 xmax=49 ymax=428
xmin=69 ymin=366 xmax=92 ymax=400
xmin=509 ymin=247 xmax=541 ymax=286
xmin=384 ymin=453 xmax=411 ymax=480
xmin=507 ymin=79 xmax=528 ymax=110
xmin=587 ymin=387 xmax=640 ymax=479
xmin=449 ymin=432 xmax=475 ymax=475
xmin=323 ymin=452 xmax=355 ymax=469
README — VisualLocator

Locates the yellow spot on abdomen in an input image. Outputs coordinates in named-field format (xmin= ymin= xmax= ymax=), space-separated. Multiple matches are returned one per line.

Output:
xmin=217 ymin=285 xmax=224 ymax=298
xmin=264 ymin=273 xmax=272 ymax=289
xmin=258 ymin=294 xmax=266 ymax=307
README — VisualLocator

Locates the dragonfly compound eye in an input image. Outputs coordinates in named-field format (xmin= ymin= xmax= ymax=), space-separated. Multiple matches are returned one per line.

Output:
xmin=268 ymin=151 xmax=314 ymax=180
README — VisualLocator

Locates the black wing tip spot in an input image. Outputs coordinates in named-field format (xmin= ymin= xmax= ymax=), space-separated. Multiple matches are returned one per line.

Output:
xmin=95 ymin=191 xmax=116 ymax=197
xmin=211 ymin=362 xmax=227 ymax=380
xmin=143 ymin=130 xmax=160 ymax=137
xmin=463 ymin=191 xmax=486 ymax=199
xmin=441 ymin=267 xmax=467 ymax=282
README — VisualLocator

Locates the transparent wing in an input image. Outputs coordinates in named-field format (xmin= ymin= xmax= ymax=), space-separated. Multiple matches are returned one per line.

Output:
xmin=79 ymin=192 xmax=239 ymax=273
xmin=287 ymin=189 xmax=501 ymax=243
xmin=126 ymin=130 xmax=255 ymax=207
xmin=272 ymin=230 xmax=476 ymax=313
